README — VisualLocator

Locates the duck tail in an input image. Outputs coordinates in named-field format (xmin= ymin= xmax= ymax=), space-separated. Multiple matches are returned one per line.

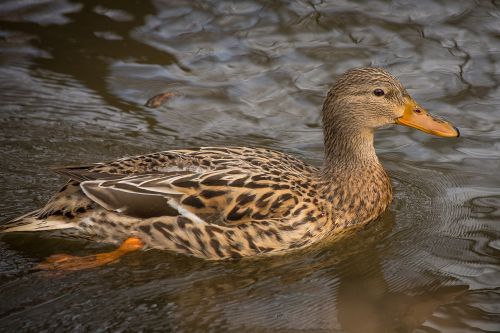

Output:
xmin=1 ymin=210 xmax=75 ymax=233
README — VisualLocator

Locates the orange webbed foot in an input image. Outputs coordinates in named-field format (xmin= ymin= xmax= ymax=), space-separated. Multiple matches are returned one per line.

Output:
xmin=36 ymin=237 xmax=144 ymax=271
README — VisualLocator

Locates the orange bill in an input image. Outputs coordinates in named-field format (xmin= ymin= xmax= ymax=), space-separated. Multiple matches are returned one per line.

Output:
xmin=395 ymin=100 xmax=459 ymax=137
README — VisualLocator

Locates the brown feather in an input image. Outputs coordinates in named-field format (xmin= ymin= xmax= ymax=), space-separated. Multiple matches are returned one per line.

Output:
xmin=4 ymin=67 xmax=418 ymax=260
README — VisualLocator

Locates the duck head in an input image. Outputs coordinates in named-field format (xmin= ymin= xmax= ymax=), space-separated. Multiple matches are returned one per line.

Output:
xmin=322 ymin=67 xmax=459 ymax=139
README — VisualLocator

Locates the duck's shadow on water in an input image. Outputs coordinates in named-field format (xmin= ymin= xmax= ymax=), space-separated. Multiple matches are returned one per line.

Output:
xmin=0 ymin=205 xmax=467 ymax=332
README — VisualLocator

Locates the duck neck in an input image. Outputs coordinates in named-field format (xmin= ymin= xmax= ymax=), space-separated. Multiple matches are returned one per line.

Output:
xmin=320 ymin=120 xmax=380 ymax=178
xmin=319 ymin=117 xmax=392 ymax=225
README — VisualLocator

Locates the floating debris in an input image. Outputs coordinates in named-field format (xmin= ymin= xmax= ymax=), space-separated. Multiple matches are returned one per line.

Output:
xmin=145 ymin=91 xmax=181 ymax=108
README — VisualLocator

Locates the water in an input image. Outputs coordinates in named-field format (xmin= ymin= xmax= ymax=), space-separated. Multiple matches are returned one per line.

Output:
xmin=0 ymin=0 xmax=499 ymax=332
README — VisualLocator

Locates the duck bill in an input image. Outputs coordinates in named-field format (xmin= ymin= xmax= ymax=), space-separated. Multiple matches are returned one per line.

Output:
xmin=395 ymin=101 xmax=459 ymax=137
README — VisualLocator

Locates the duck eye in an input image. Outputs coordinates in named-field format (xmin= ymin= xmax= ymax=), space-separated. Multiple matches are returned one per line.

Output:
xmin=373 ymin=88 xmax=385 ymax=97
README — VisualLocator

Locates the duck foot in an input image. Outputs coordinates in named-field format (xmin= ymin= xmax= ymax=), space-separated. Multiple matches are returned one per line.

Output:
xmin=36 ymin=237 xmax=144 ymax=271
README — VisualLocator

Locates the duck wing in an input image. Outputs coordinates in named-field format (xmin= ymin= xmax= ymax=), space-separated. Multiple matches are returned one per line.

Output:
xmin=79 ymin=168 xmax=302 ymax=223
xmin=81 ymin=147 xmax=317 ymax=176
xmin=34 ymin=147 xmax=316 ymax=223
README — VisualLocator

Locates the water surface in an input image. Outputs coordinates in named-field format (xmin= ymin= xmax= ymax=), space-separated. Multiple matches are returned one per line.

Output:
xmin=1 ymin=1 xmax=499 ymax=332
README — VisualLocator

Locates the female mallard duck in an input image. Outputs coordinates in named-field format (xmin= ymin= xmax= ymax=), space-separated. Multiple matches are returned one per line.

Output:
xmin=1 ymin=67 xmax=459 ymax=270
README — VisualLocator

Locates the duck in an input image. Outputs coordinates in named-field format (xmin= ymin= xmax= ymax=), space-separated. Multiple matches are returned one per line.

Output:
xmin=0 ymin=67 xmax=459 ymax=270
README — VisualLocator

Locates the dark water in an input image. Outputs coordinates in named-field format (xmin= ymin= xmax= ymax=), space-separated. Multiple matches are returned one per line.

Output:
xmin=0 ymin=0 xmax=499 ymax=332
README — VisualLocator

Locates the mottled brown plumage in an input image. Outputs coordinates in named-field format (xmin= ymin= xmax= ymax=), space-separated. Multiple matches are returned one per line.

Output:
xmin=1 ymin=67 xmax=459 ymax=262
